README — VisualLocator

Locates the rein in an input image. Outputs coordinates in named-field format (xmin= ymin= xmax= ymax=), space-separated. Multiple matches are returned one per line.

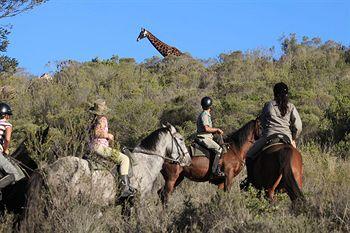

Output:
xmin=132 ymin=149 xmax=181 ymax=163
xmin=10 ymin=157 xmax=34 ymax=179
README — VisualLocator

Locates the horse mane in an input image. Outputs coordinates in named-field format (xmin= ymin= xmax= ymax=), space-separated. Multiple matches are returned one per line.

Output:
xmin=225 ymin=120 xmax=256 ymax=149
xmin=139 ymin=127 xmax=169 ymax=151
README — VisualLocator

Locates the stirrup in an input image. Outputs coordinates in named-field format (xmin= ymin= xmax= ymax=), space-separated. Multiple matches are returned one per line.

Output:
xmin=214 ymin=170 xmax=225 ymax=177
xmin=120 ymin=188 xmax=135 ymax=198
xmin=213 ymin=167 xmax=225 ymax=177
xmin=115 ymin=189 xmax=135 ymax=205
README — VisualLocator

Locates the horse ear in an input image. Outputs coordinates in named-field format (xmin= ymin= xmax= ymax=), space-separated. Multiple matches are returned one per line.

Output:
xmin=168 ymin=124 xmax=177 ymax=133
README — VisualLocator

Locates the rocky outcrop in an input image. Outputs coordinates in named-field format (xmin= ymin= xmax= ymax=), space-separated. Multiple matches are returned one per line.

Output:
xmin=42 ymin=156 xmax=116 ymax=206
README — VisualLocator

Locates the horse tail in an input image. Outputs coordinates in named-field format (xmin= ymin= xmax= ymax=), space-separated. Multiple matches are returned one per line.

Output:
xmin=279 ymin=147 xmax=305 ymax=202
xmin=21 ymin=171 xmax=49 ymax=231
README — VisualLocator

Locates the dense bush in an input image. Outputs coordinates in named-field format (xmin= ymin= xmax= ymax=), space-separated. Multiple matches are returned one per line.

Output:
xmin=0 ymin=35 xmax=348 ymax=153
xmin=0 ymin=34 xmax=349 ymax=232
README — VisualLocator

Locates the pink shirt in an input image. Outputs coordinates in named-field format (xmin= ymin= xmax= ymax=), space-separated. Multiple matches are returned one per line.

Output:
xmin=90 ymin=116 xmax=109 ymax=148
xmin=0 ymin=119 xmax=12 ymax=151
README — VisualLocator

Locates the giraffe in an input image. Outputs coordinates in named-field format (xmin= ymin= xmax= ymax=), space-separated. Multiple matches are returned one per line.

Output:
xmin=137 ymin=28 xmax=183 ymax=57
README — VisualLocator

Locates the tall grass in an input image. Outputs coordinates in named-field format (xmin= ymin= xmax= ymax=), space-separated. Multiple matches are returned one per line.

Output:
xmin=14 ymin=145 xmax=349 ymax=233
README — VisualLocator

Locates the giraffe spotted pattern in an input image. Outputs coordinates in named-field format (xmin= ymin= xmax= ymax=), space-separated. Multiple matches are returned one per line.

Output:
xmin=137 ymin=28 xmax=183 ymax=57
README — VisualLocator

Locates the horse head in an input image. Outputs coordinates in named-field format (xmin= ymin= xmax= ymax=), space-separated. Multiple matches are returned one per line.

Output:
xmin=224 ymin=119 xmax=262 ymax=152
xmin=162 ymin=122 xmax=190 ymax=165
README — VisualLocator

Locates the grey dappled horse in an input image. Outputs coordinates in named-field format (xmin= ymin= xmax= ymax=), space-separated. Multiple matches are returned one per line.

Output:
xmin=24 ymin=123 xmax=190 ymax=221
xmin=129 ymin=123 xmax=191 ymax=198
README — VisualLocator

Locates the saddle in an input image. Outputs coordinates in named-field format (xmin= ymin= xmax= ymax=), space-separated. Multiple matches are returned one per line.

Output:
xmin=83 ymin=146 xmax=134 ymax=178
xmin=189 ymin=141 xmax=212 ymax=157
xmin=261 ymin=133 xmax=291 ymax=152
xmin=189 ymin=139 xmax=228 ymax=158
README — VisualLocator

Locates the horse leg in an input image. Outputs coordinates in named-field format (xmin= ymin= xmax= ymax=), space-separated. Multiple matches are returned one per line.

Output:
xmin=121 ymin=197 xmax=134 ymax=218
xmin=267 ymin=174 xmax=282 ymax=202
xmin=224 ymin=168 xmax=235 ymax=192
xmin=160 ymin=177 xmax=178 ymax=207
xmin=159 ymin=166 xmax=182 ymax=207
xmin=292 ymin=156 xmax=303 ymax=190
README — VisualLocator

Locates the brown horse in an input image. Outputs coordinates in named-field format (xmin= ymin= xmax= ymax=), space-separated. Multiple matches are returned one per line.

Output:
xmin=159 ymin=119 xmax=261 ymax=205
xmin=248 ymin=143 xmax=304 ymax=202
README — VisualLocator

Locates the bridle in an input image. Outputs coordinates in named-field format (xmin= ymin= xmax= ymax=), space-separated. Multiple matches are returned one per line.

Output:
xmin=132 ymin=128 xmax=189 ymax=164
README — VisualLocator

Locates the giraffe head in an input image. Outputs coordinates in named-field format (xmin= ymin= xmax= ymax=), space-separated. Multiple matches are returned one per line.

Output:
xmin=137 ymin=28 xmax=148 ymax=42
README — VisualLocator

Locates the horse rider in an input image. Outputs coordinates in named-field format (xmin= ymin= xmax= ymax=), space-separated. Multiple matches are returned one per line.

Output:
xmin=243 ymin=82 xmax=302 ymax=186
xmin=196 ymin=96 xmax=225 ymax=177
xmin=0 ymin=103 xmax=25 ymax=191
xmin=88 ymin=99 xmax=134 ymax=200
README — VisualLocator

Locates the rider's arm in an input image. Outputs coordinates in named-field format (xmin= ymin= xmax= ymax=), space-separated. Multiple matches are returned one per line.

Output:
xmin=290 ymin=106 xmax=302 ymax=140
xmin=3 ymin=125 xmax=12 ymax=155
xmin=202 ymin=114 xmax=223 ymax=135
xmin=257 ymin=102 xmax=272 ymax=132
xmin=204 ymin=125 xmax=223 ymax=135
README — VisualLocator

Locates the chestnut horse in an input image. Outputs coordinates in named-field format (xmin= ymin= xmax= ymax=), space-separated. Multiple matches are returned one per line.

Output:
xmin=159 ymin=120 xmax=260 ymax=205
xmin=248 ymin=144 xmax=304 ymax=202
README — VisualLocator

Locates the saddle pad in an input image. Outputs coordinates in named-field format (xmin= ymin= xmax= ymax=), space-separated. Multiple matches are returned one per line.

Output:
xmin=190 ymin=143 xmax=211 ymax=157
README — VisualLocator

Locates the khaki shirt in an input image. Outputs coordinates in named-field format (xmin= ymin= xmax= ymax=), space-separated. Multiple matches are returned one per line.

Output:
xmin=260 ymin=100 xmax=302 ymax=141
xmin=196 ymin=110 xmax=213 ymax=138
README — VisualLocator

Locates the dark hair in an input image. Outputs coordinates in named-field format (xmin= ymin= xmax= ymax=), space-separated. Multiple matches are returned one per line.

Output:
xmin=273 ymin=82 xmax=289 ymax=117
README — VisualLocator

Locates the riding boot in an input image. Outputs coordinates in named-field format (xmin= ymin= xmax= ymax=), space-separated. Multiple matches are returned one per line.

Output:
xmin=0 ymin=174 xmax=15 ymax=189
xmin=212 ymin=153 xmax=225 ymax=177
xmin=117 ymin=175 xmax=135 ymax=201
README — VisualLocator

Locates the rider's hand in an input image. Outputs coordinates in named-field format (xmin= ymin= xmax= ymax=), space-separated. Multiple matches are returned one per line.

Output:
xmin=107 ymin=133 xmax=114 ymax=141
xmin=291 ymin=140 xmax=297 ymax=148
xmin=4 ymin=149 xmax=9 ymax=156
xmin=217 ymin=129 xmax=224 ymax=135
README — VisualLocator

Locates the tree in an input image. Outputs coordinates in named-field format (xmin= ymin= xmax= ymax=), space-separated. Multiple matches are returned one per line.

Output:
xmin=0 ymin=0 xmax=48 ymax=73
xmin=0 ymin=0 xmax=47 ymax=19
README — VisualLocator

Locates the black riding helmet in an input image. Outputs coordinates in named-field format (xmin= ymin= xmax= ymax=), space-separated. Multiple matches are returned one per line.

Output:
xmin=0 ymin=103 xmax=13 ymax=117
xmin=273 ymin=82 xmax=289 ymax=97
xmin=201 ymin=96 xmax=212 ymax=110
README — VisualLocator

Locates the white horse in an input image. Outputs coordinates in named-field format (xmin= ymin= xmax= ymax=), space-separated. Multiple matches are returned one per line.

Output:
xmin=129 ymin=123 xmax=191 ymax=197
xmin=24 ymin=123 xmax=191 ymax=219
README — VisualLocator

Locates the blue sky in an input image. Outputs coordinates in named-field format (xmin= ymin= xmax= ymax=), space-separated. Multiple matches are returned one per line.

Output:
xmin=1 ymin=0 xmax=349 ymax=75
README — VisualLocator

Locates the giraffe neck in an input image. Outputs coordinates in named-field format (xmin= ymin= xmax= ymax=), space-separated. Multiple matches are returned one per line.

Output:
xmin=146 ymin=31 xmax=172 ymax=57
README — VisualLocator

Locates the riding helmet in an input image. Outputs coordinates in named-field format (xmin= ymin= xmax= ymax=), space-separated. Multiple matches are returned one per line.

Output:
xmin=273 ymin=82 xmax=289 ymax=96
xmin=0 ymin=103 xmax=13 ymax=117
xmin=201 ymin=96 xmax=213 ymax=110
